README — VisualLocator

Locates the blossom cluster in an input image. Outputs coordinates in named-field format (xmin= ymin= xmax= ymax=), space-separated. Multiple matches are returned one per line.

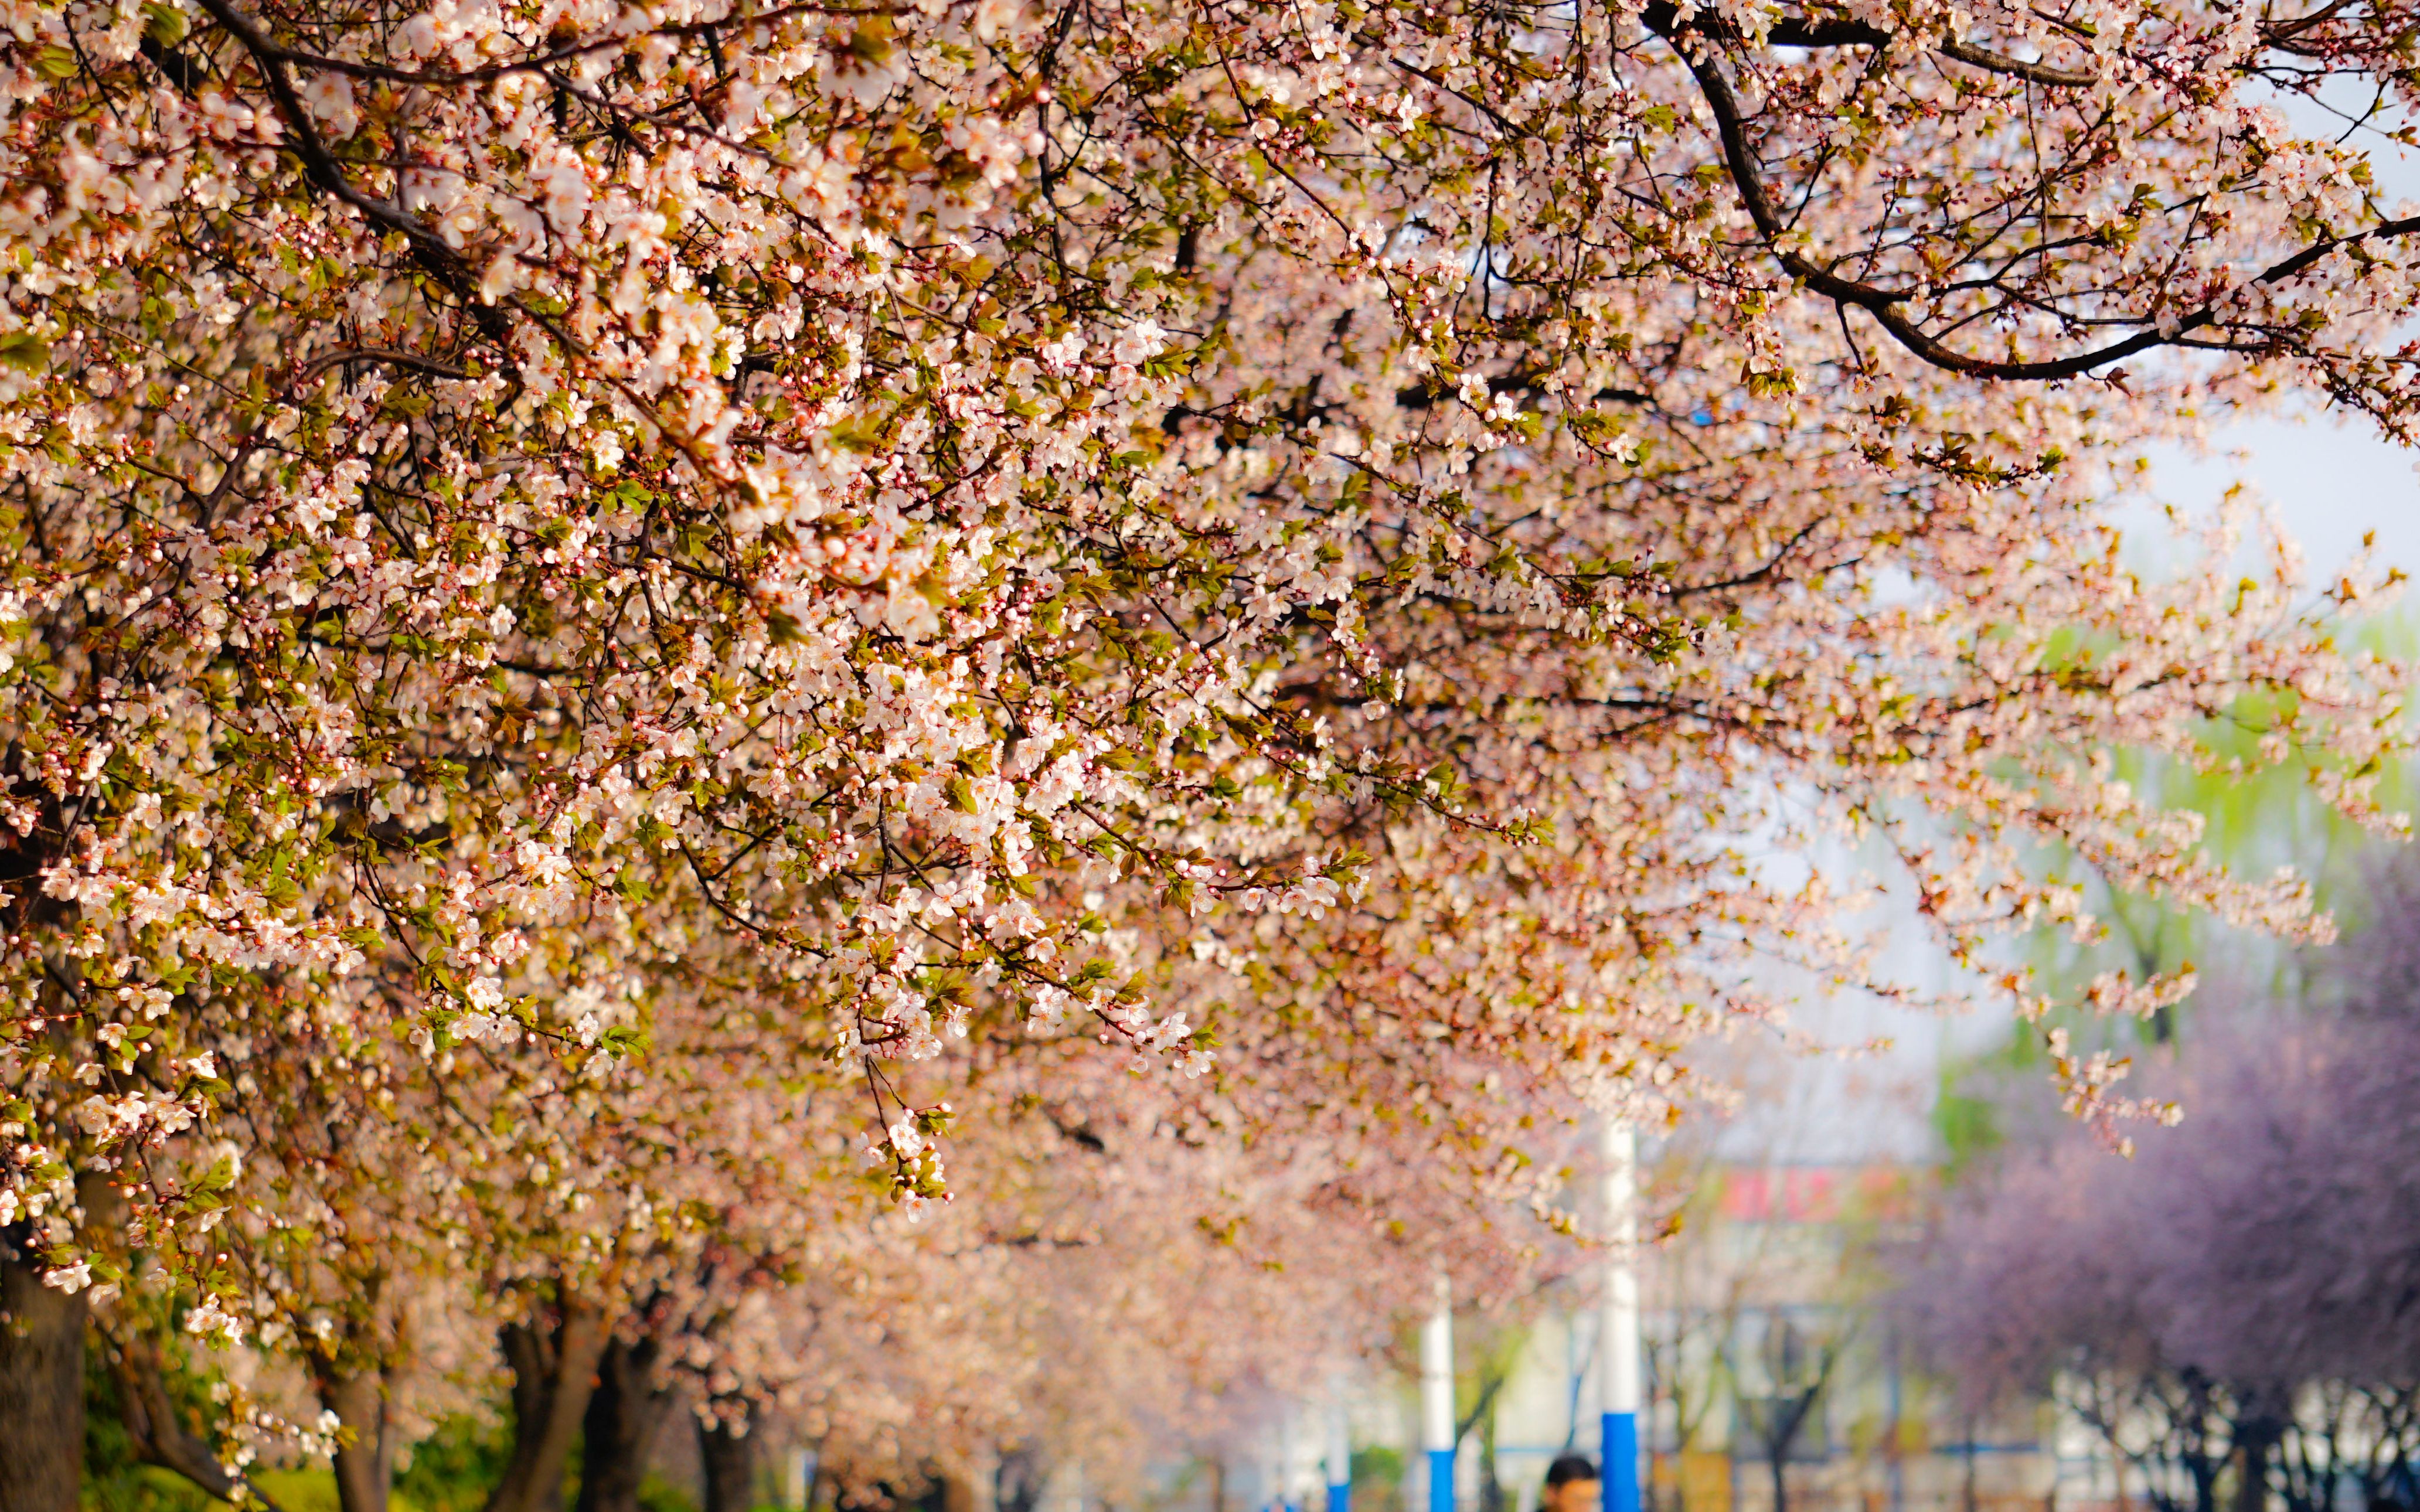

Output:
xmin=0 ymin=0 xmax=2409 ymax=1464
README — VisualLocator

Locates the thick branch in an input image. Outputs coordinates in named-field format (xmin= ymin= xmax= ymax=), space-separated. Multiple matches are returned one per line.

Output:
xmin=108 ymin=1330 xmax=291 ymax=1512
xmin=186 ymin=0 xmax=900 ymax=90
xmin=485 ymin=1300 xmax=612 ymax=1512
xmin=1665 ymin=31 xmax=2420 ymax=381
xmin=187 ymin=0 xmax=454 ymax=262
xmin=292 ymin=347 xmax=477 ymax=384
xmin=1647 ymin=3 xmax=2101 ymax=87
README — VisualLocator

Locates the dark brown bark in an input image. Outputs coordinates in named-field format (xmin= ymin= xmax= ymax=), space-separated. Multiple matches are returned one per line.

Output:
xmin=996 ymin=1445 xmax=1046 ymax=1512
xmin=2233 ymin=1413 xmax=2283 ymax=1512
xmin=701 ymin=1409 xmax=760 ymax=1512
xmin=2181 ymin=1374 xmax=2223 ymax=1512
xmin=0 ymin=832 xmax=83 ymax=1512
xmin=484 ymin=1295 xmax=611 ymax=1512
xmin=0 ymin=1225 xmax=86 ymax=1512
xmin=1757 ymin=1376 xmax=1828 ymax=1512
xmin=576 ymin=1336 xmax=672 ymax=1512
xmin=320 ymin=1365 xmax=396 ymax=1512
xmin=103 ymin=1323 xmax=287 ymax=1510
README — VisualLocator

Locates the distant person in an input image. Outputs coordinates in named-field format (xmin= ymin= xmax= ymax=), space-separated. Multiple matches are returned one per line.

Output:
xmin=1542 ymin=1457 xmax=1602 ymax=1512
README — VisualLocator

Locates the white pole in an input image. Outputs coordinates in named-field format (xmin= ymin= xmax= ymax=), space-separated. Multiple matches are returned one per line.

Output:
xmin=1600 ymin=1120 xmax=1642 ymax=1512
xmin=1326 ymin=1381 xmax=1353 ymax=1512
xmin=1281 ymin=1405 xmax=1301 ymax=1512
xmin=1421 ymin=1275 xmax=1456 ymax=1512
xmin=787 ymin=1448 xmax=816 ymax=1512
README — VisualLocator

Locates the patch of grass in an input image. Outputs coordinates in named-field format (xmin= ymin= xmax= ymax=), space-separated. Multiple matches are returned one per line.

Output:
xmin=394 ymin=1414 xmax=512 ymax=1512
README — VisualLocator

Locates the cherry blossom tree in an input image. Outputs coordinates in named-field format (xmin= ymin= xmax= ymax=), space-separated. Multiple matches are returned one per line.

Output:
xmin=1895 ymin=976 xmax=2420 ymax=1512
xmin=93 ymin=1026 xmax=1535 ymax=1512
xmin=4 ymin=0 xmax=2418 ymax=1491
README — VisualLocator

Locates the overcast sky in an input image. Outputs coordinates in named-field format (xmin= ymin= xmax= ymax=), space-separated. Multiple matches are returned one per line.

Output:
xmin=2153 ymin=411 xmax=2420 ymax=584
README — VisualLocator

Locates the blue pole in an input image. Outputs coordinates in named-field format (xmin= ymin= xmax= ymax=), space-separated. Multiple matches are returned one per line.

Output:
xmin=1601 ymin=1120 xmax=1643 ymax=1512
xmin=1602 ymin=1411 xmax=1640 ymax=1512
xmin=1326 ymin=1385 xmax=1353 ymax=1512
xmin=1428 ymin=1450 xmax=1456 ymax=1512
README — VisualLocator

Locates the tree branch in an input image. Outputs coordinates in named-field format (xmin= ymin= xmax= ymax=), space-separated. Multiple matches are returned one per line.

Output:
xmin=105 ymin=1328 xmax=290 ymax=1512
xmin=290 ymin=347 xmax=476 ymax=384
xmin=1646 ymin=4 xmax=2100 ymax=88
xmin=1662 ymin=27 xmax=2420 ymax=382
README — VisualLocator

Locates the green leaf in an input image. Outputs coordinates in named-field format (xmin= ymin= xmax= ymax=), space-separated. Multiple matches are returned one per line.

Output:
xmin=142 ymin=2 xmax=188 ymax=46
xmin=0 ymin=332 xmax=49 ymax=373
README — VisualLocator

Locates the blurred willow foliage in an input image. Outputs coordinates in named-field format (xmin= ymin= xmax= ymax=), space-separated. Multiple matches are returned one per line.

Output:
xmin=1934 ymin=607 xmax=2420 ymax=1173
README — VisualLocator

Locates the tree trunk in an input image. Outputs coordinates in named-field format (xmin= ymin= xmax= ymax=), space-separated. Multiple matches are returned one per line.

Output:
xmin=2183 ymin=1377 xmax=2222 ymax=1512
xmin=484 ymin=1296 xmax=611 ymax=1512
xmin=103 ymin=1321 xmax=287 ymax=1510
xmin=576 ymin=1336 xmax=672 ymax=1512
xmin=1480 ymin=1398 xmax=1504 ymax=1512
xmin=702 ymin=1411 xmax=760 ymax=1512
xmin=2188 ymin=1449 xmax=2221 ymax=1512
xmin=321 ymin=1366 xmax=396 ymax=1512
xmin=0 ymin=1225 xmax=86 ymax=1512
xmin=2235 ymin=1429 xmax=2278 ymax=1512
xmin=999 ymin=1445 xmax=1046 ymax=1512
xmin=1768 ymin=1452 xmax=1788 ymax=1512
